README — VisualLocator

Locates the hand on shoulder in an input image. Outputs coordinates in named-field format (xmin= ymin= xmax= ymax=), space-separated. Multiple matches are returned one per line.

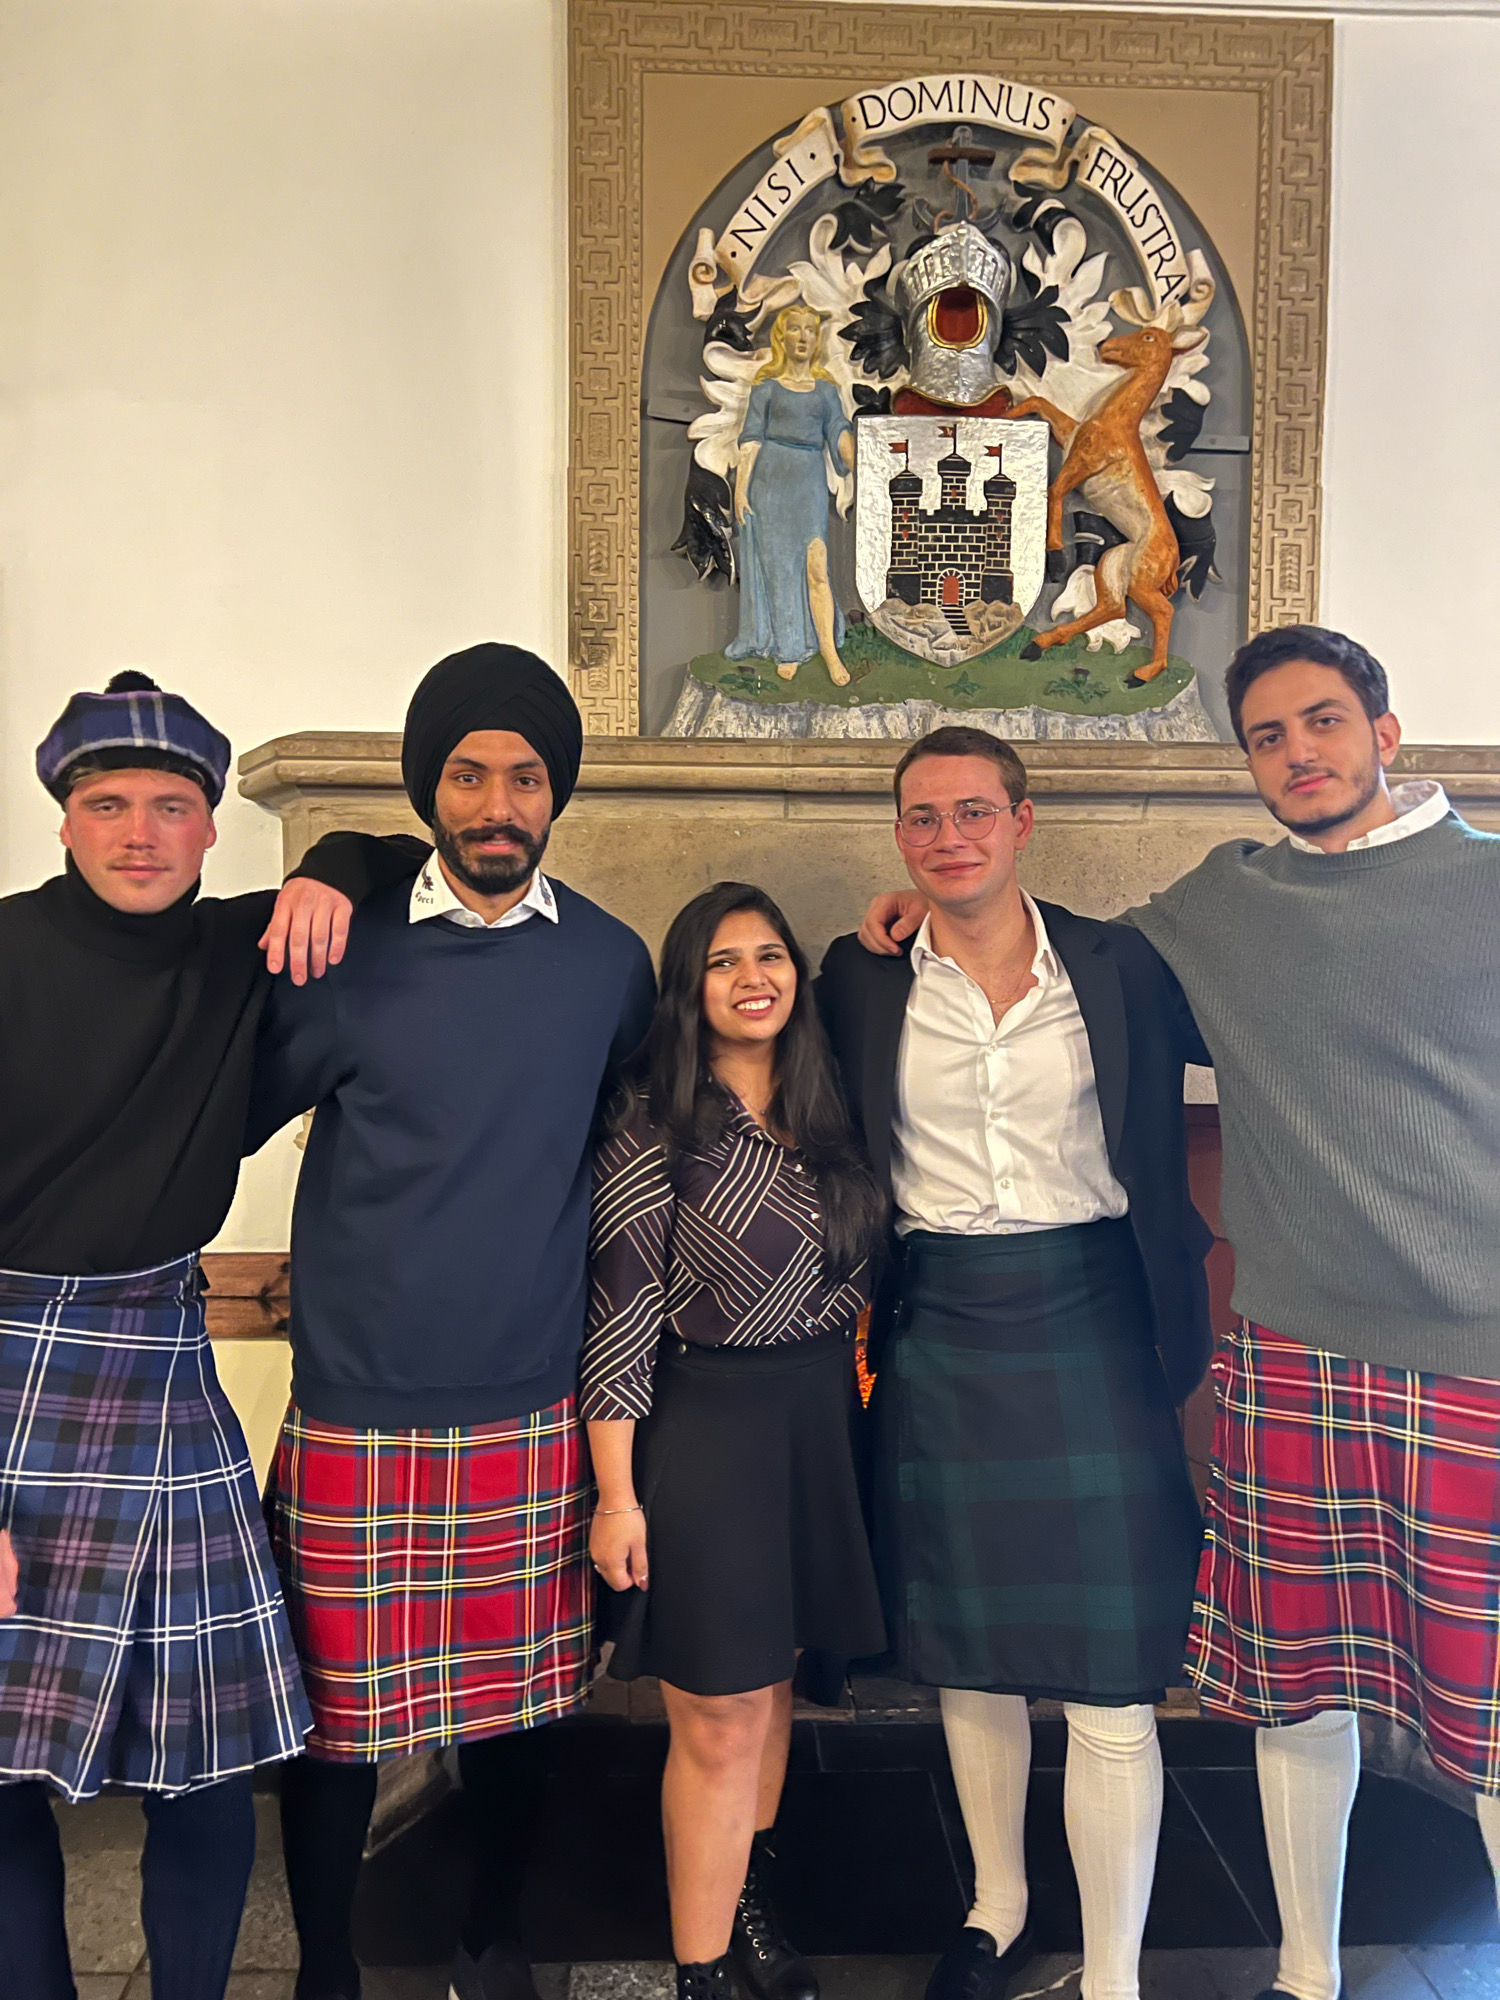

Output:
xmin=857 ymin=891 xmax=927 ymax=956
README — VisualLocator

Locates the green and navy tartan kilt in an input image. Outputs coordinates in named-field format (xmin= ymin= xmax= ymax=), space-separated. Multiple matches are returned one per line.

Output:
xmin=876 ymin=1219 xmax=1203 ymax=1702
xmin=0 ymin=1256 xmax=312 ymax=1801
xmin=1188 ymin=1323 xmax=1500 ymax=1792
xmin=268 ymin=1397 xmax=593 ymax=1760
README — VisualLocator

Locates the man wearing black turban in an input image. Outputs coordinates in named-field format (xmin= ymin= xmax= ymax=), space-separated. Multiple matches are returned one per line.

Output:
xmin=247 ymin=644 xmax=655 ymax=2000
xmin=401 ymin=640 xmax=584 ymax=827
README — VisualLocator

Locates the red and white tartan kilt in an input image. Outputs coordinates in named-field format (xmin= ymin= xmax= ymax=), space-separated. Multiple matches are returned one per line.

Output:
xmin=1187 ymin=1323 xmax=1500 ymax=1792
xmin=267 ymin=1396 xmax=592 ymax=1760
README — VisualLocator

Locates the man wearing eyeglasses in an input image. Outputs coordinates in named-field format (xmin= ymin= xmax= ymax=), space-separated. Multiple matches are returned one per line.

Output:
xmin=816 ymin=724 xmax=1213 ymax=2000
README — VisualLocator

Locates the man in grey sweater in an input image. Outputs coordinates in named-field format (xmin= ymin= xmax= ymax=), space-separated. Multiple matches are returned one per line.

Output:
xmin=859 ymin=625 xmax=1500 ymax=2000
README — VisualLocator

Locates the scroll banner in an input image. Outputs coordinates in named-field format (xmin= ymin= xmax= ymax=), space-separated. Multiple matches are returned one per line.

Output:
xmin=704 ymin=107 xmax=843 ymax=301
xmin=841 ymin=74 xmax=1075 ymax=183
xmin=694 ymin=78 xmax=1193 ymax=320
xmin=847 ymin=78 xmax=1192 ymax=315
xmin=1010 ymin=122 xmax=1192 ymax=312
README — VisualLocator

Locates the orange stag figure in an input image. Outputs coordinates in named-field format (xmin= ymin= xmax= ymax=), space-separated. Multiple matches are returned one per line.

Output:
xmin=1010 ymin=272 xmax=1214 ymax=684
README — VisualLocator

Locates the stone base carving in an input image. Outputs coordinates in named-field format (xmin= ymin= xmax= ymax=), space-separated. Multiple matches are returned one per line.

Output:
xmin=665 ymin=675 xmax=1219 ymax=743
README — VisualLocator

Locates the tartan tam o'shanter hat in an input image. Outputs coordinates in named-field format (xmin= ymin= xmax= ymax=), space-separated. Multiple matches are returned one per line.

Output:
xmin=35 ymin=671 xmax=232 ymax=807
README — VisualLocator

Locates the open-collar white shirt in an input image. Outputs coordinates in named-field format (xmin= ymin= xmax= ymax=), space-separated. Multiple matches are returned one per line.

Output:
xmin=891 ymin=892 xmax=1128 ymax=1237
xmin=407 ymin=851 xmax=559 ymax=931
xmin=1285 ymin=779 xmax=1450 ymax=855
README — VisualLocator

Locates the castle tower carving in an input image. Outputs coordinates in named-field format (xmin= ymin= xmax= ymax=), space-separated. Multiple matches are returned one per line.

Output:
xmin=885 ymin=428 xmax=1015 ymax=631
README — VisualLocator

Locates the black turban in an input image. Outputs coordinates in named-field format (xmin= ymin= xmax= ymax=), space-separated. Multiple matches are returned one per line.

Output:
xmin=400 ymin=643 xmax=583 ymax=828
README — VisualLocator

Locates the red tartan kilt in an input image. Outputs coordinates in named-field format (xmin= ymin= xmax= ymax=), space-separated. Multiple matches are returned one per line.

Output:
xmin=1188 ymin=1323 xmax=1500 ymax=1792
xmin=268 ymin=1396 xmax=593 ymax=1760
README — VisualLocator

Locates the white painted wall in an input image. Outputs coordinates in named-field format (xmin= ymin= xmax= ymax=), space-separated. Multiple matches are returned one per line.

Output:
xmin=0 ymin=0 xmax=567 ymax=904
xmin=1320 ymin=14 xmax=1500 ymax=741
xmin=0 ymin=0 xmax=1494 ymax=1252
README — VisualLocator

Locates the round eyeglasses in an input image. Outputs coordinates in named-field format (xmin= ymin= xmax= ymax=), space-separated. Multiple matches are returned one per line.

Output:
xmin=895 ymin=801 xmax=1018 ymax=847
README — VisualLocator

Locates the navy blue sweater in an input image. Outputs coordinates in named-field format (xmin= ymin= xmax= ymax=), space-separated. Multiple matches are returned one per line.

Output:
xmin=246 ymin=876 xmax=656 ymax=1427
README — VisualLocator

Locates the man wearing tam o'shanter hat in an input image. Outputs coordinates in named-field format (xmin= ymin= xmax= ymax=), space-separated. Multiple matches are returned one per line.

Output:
xmin=0 ymin=670 xmax=425 ymax=2000
xmin=248 ymin=644 xmax=655 ymax=2000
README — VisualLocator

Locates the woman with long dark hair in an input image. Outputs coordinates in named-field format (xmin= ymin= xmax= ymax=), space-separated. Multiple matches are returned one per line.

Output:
xmin=582 ymin=882 xmax=887 ymax=2000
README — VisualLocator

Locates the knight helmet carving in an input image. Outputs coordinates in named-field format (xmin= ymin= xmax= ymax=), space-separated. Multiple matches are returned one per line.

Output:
xmin=894 ymin=221 xmax=1013 ymax=408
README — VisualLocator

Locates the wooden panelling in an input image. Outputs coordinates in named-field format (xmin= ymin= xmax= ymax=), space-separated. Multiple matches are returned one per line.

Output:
xmin=201 ymin=1253 xmax=289 ymax=1339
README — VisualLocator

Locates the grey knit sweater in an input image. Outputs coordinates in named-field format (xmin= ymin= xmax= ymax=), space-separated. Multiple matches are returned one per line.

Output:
xmin=1125 ymin=812 xmax=1500 ymax=1380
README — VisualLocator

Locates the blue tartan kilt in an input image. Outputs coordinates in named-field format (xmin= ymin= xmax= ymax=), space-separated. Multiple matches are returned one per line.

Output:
xmin=0 ymin=1256 xmax=312 ymax=1799
xmin=876 ymin=1219 xmax=1202 ymax=1703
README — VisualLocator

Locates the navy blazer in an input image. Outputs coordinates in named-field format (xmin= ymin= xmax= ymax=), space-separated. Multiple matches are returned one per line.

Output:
xmin=816 ymin=904 xmax=1215 ymax=1404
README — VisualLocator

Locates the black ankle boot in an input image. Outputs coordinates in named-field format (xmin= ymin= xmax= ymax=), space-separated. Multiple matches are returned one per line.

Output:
xmin=730 ymin=1829 xmax=819 ymax=2000
xmin=676 ymin=1958 xmax=734 ymax=2000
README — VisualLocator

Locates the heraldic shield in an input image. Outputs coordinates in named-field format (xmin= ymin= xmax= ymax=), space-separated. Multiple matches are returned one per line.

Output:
xmin=855 ymin=415 xmax=1050 ymax=667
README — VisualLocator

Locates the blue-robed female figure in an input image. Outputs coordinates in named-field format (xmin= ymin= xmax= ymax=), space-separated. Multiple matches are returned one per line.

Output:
xmin=727 ymin=305 xmax=855 ymax=686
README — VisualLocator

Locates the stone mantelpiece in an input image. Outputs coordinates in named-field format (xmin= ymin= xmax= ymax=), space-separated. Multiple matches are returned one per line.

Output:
xmin=240 ymin=734 xmax=1500 ymax=965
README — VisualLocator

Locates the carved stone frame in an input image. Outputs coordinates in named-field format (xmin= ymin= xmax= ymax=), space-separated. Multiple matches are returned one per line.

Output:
xmin=567 ymin=1 xmax=1332 ymax=735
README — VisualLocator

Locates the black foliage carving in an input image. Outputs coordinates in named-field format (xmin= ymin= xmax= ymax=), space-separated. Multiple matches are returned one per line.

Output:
xmin=1071 ymin=510 xmax=1128 ymax=564
xmin=672 ymin=460 xmax=736 ymax=585
xmin=852 ymin=384 xmax=893 ymax=417
xmin=996 ymin=268 xmax=1070 ymax=377
xmin=1159 ymin=388 xmax=1206 ymax=463
xmin=839 ymin=281 xmax=907 ymax=380
xmin=829 ymin=179 xmax=906 ymax=253
xmin=1166 ymin=493 xmax=1218 ymax=600
xmin=703 ymin=296 xmax=755 ymax=353
xmin=1011 ymin=193 xmax=1072 ymax=254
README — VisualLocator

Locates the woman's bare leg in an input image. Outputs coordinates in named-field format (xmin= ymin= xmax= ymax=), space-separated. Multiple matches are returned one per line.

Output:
xmin=755 ymin=1677 xmax=795 ymax=1829
xmin=660 ymin=1679 xmax=777 ymax=1961
xmin=806 ymin=540 xmax=849 ymax=685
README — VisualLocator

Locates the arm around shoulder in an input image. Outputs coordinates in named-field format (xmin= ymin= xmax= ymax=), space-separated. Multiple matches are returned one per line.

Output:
xmin=243 ymin=964 xmax=346 ymax=1156
xmin=1108 ymin=921 xmax=1213 ymax=1071
xmin=288 ymin=830 xmax=429 ymax=901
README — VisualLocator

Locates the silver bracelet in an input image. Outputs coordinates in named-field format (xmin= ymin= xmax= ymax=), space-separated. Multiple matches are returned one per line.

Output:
xmin=596 ymin=1504 xmax=644 ymax=1517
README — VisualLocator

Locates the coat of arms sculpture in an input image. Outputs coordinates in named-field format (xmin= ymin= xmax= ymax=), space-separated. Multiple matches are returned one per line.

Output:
xmin=650 ymin=76 xmax=1244 ymax=740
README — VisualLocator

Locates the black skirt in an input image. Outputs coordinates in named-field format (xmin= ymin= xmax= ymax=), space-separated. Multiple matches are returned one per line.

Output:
xmin=876 ymin=1219 xmax=1203 ymax=1704
xmin=604 ymin=1327 xmax=886 ymax=1697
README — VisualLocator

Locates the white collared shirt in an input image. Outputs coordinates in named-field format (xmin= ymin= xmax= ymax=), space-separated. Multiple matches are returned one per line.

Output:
xmin=1285 ymin=780 xmax=1451 ymax=854
xmin=407 ymin=851 xmax=559 ymax=931
xmin=891 ymin=893 xmax=1129 ymax=1237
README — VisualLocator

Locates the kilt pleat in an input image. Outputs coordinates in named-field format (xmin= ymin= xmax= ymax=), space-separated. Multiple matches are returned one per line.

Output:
xmin=0 ymin=1257 xmax=312 ymax=1800
xmin=268 ymin=1397 xmax=593 ymax=1760
xmin=878 ymin=1219 xmax=1202 ymax=1702
xmin=1188 ymin=1323 xmax=1500 ymax=1793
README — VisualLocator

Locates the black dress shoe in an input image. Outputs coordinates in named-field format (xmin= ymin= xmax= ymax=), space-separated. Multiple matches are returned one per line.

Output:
xmin=730 ymin=1829 xmax=819 ymax=2000
xmin=1251 ymin=1991 xmax=1342 ymax=2000
xmin=925 ymin=1924 xmax=1038 ymax=2000
xmin=448 ymin=1940 xmax=542 ymax=2000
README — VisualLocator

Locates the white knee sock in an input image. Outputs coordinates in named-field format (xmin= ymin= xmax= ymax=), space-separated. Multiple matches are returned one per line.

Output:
xmin=940 ymin=1687 xmax=1031 ymax=1950
xmin=1256 ymin=1711 xmax=1360 ymax=2000
xmin=1062 ymin=1703 xmax=1162 ymax=2000
xmin=1475 ymin=1791 xmax=1500 ymax=1913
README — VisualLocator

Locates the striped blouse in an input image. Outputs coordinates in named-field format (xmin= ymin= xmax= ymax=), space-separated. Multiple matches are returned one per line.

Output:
xmin=580 ymin=1094 xmax=868 ymax=1422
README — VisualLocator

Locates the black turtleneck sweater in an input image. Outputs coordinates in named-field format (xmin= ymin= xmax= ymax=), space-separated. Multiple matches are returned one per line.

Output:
xmin=0 ymin=835 xmax=425 ymax=1275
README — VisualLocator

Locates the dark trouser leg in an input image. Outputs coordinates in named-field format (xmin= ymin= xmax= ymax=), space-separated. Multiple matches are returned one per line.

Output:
xmin=455 ymin=1725 xmax=551 ymax=1957
xmin=0 ymin=1780 xmax=74 ymax=2000
xmin=279 ymin=1754 xmax=378 ymax=2000
xmin=139 ymin=1772 xmax=256 ymax=2000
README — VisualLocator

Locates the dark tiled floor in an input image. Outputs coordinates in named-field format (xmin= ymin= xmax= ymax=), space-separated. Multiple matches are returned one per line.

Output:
xmin=385 ymin=1710 xmax=1491 ymax=1965
xmin=51 ymin=1697 xmax=1500 ymax=1998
